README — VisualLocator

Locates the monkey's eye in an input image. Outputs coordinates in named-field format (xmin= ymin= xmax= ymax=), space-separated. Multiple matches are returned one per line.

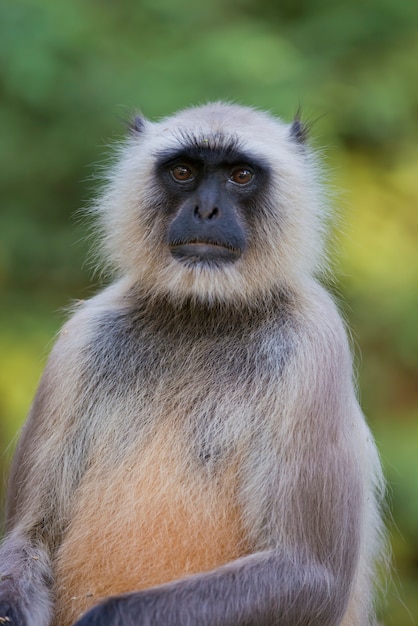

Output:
xmin=170 ymin=165 xmax=195 ymax=183
xmin=229 ymin=167 xmax=254 ymax=185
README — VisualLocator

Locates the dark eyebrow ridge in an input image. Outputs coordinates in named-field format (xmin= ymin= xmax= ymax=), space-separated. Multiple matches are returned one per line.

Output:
xmin=154 ymin=131 xmax=269 ymax=171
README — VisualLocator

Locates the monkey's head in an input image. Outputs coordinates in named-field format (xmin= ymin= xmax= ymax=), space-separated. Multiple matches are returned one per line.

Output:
xmin=96 ymin=103 xmax=328 ymax=305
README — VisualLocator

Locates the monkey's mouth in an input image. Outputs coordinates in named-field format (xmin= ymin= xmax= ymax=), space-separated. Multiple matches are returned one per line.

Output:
xmin=169 ymin=241 xmax=241 ymax=264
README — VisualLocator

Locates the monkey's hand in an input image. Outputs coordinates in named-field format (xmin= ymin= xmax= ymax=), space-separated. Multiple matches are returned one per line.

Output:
xmin=0 ymin=596 xmax=27 ymax=626
xmin=0 ymin=536 xmax=54 ymax=626
xmin=72 ymin=594 xmax=157 ymax=626
xmin=71 ymin=598 xmax=123 ymax=626
xmin=72 ymin=591 xmax=180 ymax=626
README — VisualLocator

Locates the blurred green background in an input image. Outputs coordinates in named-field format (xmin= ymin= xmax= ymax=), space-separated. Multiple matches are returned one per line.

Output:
xmin=1 ymin=0 xmax=417 ymax=623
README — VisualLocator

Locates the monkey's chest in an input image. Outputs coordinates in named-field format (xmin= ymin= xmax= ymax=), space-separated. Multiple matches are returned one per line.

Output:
xmin=52 ymin=426 xmax=247 ymax=626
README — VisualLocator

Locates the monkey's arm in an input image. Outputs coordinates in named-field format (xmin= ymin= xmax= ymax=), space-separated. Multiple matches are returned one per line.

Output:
xmin=0 ymin=312 xmax=92 ymax=626
xmin=0 ymin=405 xmax=56 ymax=626
xmin=71 ymin=548 xmax=353 ymax=626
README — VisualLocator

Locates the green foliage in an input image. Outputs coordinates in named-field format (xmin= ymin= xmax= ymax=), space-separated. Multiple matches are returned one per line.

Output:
xmin=0 ymin=1 xmax=417 ymax=622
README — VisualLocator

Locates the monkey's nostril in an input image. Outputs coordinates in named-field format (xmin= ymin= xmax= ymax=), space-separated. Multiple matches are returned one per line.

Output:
xmin=194 ymin=206 xmax=219 ymax=221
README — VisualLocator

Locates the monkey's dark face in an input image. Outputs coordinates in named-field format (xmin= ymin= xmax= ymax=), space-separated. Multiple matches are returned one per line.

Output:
xmin=154 ymin=144 xmax=270 ymax=268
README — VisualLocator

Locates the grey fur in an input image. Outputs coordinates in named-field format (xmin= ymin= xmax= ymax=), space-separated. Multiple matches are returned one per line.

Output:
xmin=0 ymin=534 xmax=53 ymax=626
xmin=0 ymin=103 xmax=386 ymax=626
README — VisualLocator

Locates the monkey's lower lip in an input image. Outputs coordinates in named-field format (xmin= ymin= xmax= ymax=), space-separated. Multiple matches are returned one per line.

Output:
xmin=169 ymin=242 xmax=241 ymax=263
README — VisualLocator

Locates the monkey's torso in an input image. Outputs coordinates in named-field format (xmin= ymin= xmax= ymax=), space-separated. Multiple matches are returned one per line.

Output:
xmin=48 ymin=286 xmax=294 ymax=624
xmin=4 ymin=277 xmax=380 ymax=626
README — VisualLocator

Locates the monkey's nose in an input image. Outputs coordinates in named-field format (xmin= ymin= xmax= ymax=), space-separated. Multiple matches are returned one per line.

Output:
xmin=193 ymin=205 xmax=220 ymax=222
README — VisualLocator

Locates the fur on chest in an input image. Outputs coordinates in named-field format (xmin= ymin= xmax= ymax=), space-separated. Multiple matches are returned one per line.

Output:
xmin=52 ymin=423 xmax=249 ymax=626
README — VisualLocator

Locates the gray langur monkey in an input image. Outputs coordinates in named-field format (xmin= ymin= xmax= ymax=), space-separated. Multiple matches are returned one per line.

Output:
xmin=0 ymin=103 xmax=386 ymax=626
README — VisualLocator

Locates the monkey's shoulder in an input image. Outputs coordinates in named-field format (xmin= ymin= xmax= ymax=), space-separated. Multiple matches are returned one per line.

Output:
xmin=47 ymin=280 xmax=350 ymax=399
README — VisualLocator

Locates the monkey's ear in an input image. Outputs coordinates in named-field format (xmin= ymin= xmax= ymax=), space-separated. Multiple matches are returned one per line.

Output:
xmin=289 ymin=110 xmax=309 ymax=145
xmin=129 ymin=114 xmax=146 ymax=136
